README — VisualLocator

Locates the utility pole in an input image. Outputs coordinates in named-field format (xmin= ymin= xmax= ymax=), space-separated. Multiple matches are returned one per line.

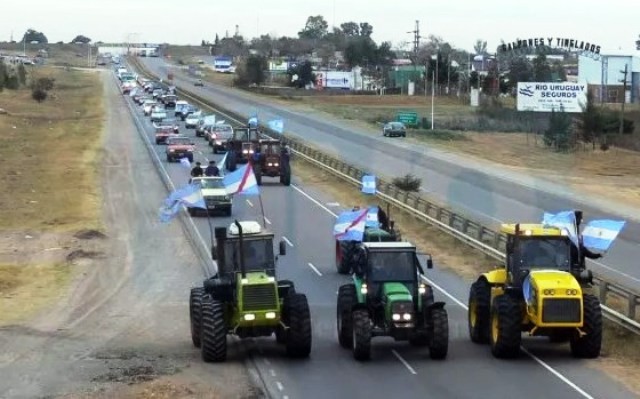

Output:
xmin=407 ymin=20 xmax=420 ymax=94
xmin=619 ymin=64 xmax=628 ymax=135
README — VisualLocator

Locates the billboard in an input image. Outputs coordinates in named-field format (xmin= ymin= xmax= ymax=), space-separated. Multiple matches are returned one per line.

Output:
xmin=213 ymin=56 xmax=232 ymax=72
xmin=315 ymin=71 xmax=353 ymax=89
xmin=517 ymin=82 xmax=587 ymax=113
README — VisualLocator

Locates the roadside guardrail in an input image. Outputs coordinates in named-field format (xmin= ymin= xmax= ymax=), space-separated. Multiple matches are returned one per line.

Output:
xmin=129 ymin=57 xmax=640 ymax=335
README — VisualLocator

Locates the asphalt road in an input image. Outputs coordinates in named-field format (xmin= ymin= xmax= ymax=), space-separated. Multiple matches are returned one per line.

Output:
xmin=139 ymin=57 xmax=640 ymax=293
xmin=121 ymin=71 xmax=635 ymax=399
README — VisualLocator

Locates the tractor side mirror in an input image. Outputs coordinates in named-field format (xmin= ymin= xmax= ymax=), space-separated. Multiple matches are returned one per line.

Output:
xmin=279 ymin=240 xmax=287 ymax=256
xmin=426 ymin=257 xmax=433 ymax=269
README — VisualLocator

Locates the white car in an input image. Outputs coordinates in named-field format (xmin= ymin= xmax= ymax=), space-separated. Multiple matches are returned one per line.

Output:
xmin=142 ymin=100 xmax=157 ymax=115
xmin=188 ymin=176 xmax=232 ymax=216
xmin=185 ymin=111 xmax=203 ymax=129
xmin=150 ymin=105 xmax=167 ymax=122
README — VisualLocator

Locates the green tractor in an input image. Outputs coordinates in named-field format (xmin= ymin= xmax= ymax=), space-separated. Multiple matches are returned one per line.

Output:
xmin=189 ymin=220 xmax=312 ymax=362
xmin=336 ymin=222 xmax=401 ymax=274
xmin=336 ymin=242 xmax=449 ymax=361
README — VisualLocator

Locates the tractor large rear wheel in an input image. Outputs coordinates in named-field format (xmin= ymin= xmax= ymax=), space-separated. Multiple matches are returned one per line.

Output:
xmin=468 ymin=279 xmax=491 ymax=344
xmin=189 ymin=287 xmax=204 ymax=348
xmin=284 ymin=293 xmax=312 ymax=358
xmin=489 ymin=295 xmax=522 ymax=359
xmin=428 ymin=307 xmax=449 ymax=360
xmin=200 ymin=298 xmax=227 ymax=362
xmin=337 ymin=284 xmax=357 ymax=348
xmin=335 ymin=242 xmax=350 ymax=274
xmin=352 ymin=309 xmax=372 ymax=361
xmin=570 ymin=294 xmax=602 ymax=358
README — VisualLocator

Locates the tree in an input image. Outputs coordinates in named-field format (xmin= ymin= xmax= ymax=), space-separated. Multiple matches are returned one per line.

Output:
xmin=288 ymin=61 xmax=315 ymax=88
xmin=234 ymin=55 xmax=267 ymax=86
xmin=0 ymin=62 xmax=7 ymax=91
xmin=344 ymin=37 xmax=377 ymax=68
xmin=473 ymin=39 xmax=488 ymax=55
xmin=298 ymin=15 xmax=328 ymax=40
xmin=533 ymin=53 xmax=552 ymax=81
xmin=507 ymin=56 xmax=533 ymax=90
xmin=545 ymin=105 xmax=572 ymax=151
xmin=551 ymin=61 xmax=566 ymax=81
xmin=32 ymin=88 xmax=47 ymax=102
xmin=214 ymin=34 xmax=220 ymax=46
xmin=579 ymin=90 xmax=604 ymax=149
xmin=17 ymin=64 xmax=26 ymax=86
xmin=359 ymin=22 xmax=373 ymax=37
xmin=71 ymin=35 xmax=91 ymax=44
xmin=22 ymin=29 xmax=48 ymax=43
xmin=340 ymin=22 xmax=359 ymax=36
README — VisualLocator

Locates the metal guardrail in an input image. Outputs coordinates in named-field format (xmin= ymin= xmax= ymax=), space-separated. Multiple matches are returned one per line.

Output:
xmin=130 ymin=57 xmax=640 ymax=335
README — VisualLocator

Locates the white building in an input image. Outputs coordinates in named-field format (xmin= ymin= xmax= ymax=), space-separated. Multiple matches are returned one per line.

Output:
xmin=578 ymin=51 xmax=640 ymax=103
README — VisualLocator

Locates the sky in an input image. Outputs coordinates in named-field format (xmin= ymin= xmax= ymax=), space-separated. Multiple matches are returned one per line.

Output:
xmin=1 ymin=0 xmax=638 ymax=53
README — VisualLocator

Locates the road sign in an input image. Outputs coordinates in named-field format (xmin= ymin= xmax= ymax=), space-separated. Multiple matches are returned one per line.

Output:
xmin=396 ymin=111 xmax=418 ymax=125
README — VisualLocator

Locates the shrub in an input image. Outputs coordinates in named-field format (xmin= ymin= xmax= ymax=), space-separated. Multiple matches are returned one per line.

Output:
xmin=392 ymin=174 xmax=421 ymax=192
xmin=32 ymin=88 xmax=47 ymax=102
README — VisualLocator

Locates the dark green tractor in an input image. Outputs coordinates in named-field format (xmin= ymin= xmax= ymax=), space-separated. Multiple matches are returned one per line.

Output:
xmin=335 ymin=223 xmax=401 ymax=274
xmin=189 ymin=220 xmax=312 ymax=362
xmin=336 ymin=242 xmax=448 ymax=361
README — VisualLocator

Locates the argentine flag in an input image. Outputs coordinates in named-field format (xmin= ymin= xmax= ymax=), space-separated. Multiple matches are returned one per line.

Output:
xmin=268 ymin=119 xmax=284 ymax=134
xmin=334 ymin=208 xmax=369 ymax=241
xmin=582 ymin=220 xmax=626 ymax=252
xmin=159 ymin=183 xmax=206 ymax=223
xmin=362 ymin=175 xmax=376 ymax=195
xmin=179 ymin=157 xmax=191 ymax=169
xmin=218 ymin=151 xmax=228 ymax=175
xmin=366 ymin=206 xmax=380 ymax=228
xmin=223 ymin=164 xmax=259 ymax=195
xmin=542 ymin=210 xmax=578 ymax=245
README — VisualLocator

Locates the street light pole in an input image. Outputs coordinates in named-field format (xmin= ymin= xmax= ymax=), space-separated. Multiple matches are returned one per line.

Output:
xmin=431 ymin=72 xmax=435 ymax=130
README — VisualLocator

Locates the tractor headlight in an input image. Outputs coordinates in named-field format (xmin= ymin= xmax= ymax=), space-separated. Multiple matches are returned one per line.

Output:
xmin=360 ymin=284 xmax=368 ymax=295
xmin=267 ymin=276 xmax=275 ymax=282
xmin=223 ymin=195 xmax=231 ymax=201
xmin=402 ymin=313 xmax=412 ymax=321
xmin=241 ymin=278 xmax=248 ymax=284
xmin=418 ymin=283 xmax=426 ymax=294
xmin=265 ymin=312 xmax=276 ymax=319
xmin=242 ymin=150 xmax=248 ymax=154
xmin=392 ymin=313 xmax=401 ymax=321
xmin=168 ymin=149 xmax=175 ymax=152
xmin=268 ymin=163 xmax=273 ymax=166
xmin=244 ymin=314 xmax=255 ymax=321
xmin=566 ymin=289 xmax=578 ymax=295
xmin=274 ymin=163 xmax=279 ymax=167
xmin=543 ymin=289 xmax=555 ymax=295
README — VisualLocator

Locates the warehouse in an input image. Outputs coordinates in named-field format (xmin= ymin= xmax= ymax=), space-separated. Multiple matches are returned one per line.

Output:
xmin=578 ymin=51 xmax=640 ymax=103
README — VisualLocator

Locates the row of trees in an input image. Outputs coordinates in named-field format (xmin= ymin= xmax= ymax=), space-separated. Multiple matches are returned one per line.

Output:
xmin=15 ymin=29 xmax=91 ymax=44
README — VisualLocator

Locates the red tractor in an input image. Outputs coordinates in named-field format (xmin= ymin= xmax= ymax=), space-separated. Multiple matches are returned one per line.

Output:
xmin=252 ymin=140 xmax=291 ymax=186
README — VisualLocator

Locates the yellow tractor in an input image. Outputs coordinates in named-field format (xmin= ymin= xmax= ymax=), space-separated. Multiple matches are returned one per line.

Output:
xmin=467 ymin=223 xmax=602 ymax=359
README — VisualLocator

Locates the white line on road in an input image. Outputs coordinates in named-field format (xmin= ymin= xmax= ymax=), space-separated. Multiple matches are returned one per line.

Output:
xmin=270 ymin=369 xmax=276 ymax=377
xmin=264 ymin=216 xmax=272 ymax=225
xmin=392 ymin=350 xmax=417 ymax=375
xmin=276 ymin=382 xmax=284 ymax=391
xmin=282 ymin=236 xmax=294 ymax=247
xmin=246 ymin=199 xmax=254 ymax=207
xmin=298 ymin=179 xmax=596 ymax=399
xmin=263 ymin=358 xmax=271 ymax=366
xmin=307 ymin=262 xmax=323 ymax=276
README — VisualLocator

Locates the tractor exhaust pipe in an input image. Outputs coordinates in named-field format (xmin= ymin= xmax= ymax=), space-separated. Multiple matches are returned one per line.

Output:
xmin=234 ymin=220 xmax=247 ymax=278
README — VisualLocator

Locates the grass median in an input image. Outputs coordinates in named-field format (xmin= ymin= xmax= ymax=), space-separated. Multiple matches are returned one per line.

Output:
xmin=0 ymin=66 xmax=104 ymax=324
xmin=290 ymin=156 xmax=640 ymax=395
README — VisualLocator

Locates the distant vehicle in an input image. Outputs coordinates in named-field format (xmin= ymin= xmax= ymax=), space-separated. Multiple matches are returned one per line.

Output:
xmin=174 ymin=101 xmax=190 ymax=119
xmin=143 ymin=100 xmax=158 ymax=115
xmin=185 ymin=111 xmax=203 ymax=129
xmin=208 ymin=123 xmax=234 ymax=154
xmin=150 ymin=105 xmax=168 ymax=122
xmin=155 ymin=117 xmax=180 ymax=133
xmin=152 ymin=88 xmax=164 ymax=99
xmin=382 ymin=122 xmax=406 ymax=137
xmin=163 ymin=94 xmax=178 ymax=108
xmin=165 ymin=135 xmax=195 ymax=162
xmin=196 ymin=115 xmax=216 ymax=137
xmin=155 ymin=126 xmax=178 ymax=145
xmin=194 ymin=79 xmax=204 ymax=87
xmin=179 ymin=104 xmax=199 ymax=121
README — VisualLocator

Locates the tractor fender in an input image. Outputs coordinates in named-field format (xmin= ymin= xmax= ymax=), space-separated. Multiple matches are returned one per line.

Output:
xmin=479 ymin=268 xmax=507 ymax=286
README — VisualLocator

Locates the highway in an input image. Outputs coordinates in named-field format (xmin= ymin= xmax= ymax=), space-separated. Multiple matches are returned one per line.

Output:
xmin=139 ymin=56 xmax=640 ymax=292
xmin=119 ymin=68 xmax=635 ymax=399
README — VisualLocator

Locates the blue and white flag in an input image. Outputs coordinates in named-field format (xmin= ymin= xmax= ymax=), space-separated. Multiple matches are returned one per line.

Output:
xmin=334 ymin=208 xmax=369 ymax=241
xmin=581 ymin=220 xmax=626 ymax=252
xmin=268 ymin=119 xmax=284 ymax=134
xmin=362 ymin=175 xmax=376 ymax=195
xmin=366 ymin=206 xmax=380 ymax=228
xmin=542 ymin=210 xmax=578 ymax=245
xmin=179 ymin=157 xmax=191 ymax=169
xmin=159 ymin=183 xmax=206 ymax=223
xmin=522 ymin=274 xmax=533 ymax=304
xmin=218 ymin=151 xmax=228 ymax=175
xmin=223 ymin=164 xmax=259 ymax=195
xmin=248 ymin=114 xmax=258 ymax=127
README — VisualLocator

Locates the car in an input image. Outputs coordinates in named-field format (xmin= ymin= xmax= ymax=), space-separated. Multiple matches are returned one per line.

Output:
xmin=136 ymin=95 xmax=150 ymax=105
xmin=143 ymin=100 xmax=158 ymax=116
xmin=150 ymin=105 xmax=168 ymax=122
xmin=155 ymin=126 xmax=178 ymax=144
xmin=184 ymin=111 xmax=202 ymax=129
xmin=382 ymin=121 xmax=406 ymax=137
xmin=174 ymin=101 xmax=189 ymax=119
xmin=155 ymin=117 xmax=180 ymax=133
xmin=196 ymin=115 xmax=216 ymax=137
xmin=152 ymin=88 xmax=164 ymax=99
xmin=188 ymin=176 xmax=233 ymax=216
xmin=179 ymin=105 xmax=199 ymax=121
xmin=207 ymin=123 xmax=234 ymax=153
xmin=163 ymin=94 xmax=178 ymax=108
xmin=165 ymin=135 xmax=195 ymax=162
xmin=194 ymin=79 xmax=204 ymax=87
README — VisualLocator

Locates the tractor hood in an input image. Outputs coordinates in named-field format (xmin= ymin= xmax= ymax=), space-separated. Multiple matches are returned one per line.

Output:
xmin=383 ymin=282 xmax=413 ymax=303
xmin=524 ymin=270 xmax=581 ymax=302
xmin=201 ymin=188 xmax=228 ymax=197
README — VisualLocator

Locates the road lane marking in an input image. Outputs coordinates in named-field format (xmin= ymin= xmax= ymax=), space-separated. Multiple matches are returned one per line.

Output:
xmin=264 ymin=216 xmax=272 ymax=225
xmin=276 ymin=382 xmax=284 ymax=391
xmin=246 ymin=199 xmax=254 ymax=207
xmin=307 ymin=262 xmax=322 ymax=276
xmin=326 ymin=202 xmax=340 ymax=207
xmin=263 ymin=358 xmax=271 ymax=366
xmin=392 ymin=350 xmax=417 ymax=375
xmin=270 ymin=369 xmax=276 ymax=377
xmin=297 ymin=180 xmax=597 ymax=399
xmin=282 ymin=236 xmax=294 ymax=247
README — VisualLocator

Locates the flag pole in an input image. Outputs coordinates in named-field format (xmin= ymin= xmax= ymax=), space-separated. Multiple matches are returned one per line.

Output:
xmin=258 ymin=193 xmax=267 ymax=228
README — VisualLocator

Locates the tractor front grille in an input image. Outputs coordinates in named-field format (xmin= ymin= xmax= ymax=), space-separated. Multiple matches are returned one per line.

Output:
xmin=242 ymin=284 xmax=278 ymax=311
xmin=542 ymin=298 xmax=581 ymax=323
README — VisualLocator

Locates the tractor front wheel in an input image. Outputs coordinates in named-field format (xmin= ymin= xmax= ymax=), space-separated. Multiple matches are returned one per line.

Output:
xmin=489 ymin=295 xmax=522 ymax=359
xmin=352 ymin=309 xmax=372 ymax=361
xmin=337 ymin=284 xmax=356 ymax=348
xmin=189 ymin=287 xmax=204 ymax=348
xmin=284 ymin=293 xmax=312 ymax=358
xmin=468 ymin=279 xmax=491 ymax=344
xmin=570 ymin=294 xmax=602 ymax=358
xmin=200 ymin=297 xmax=227 ymax=362
xmin=428 ymin=307 xmax=449 ymax=359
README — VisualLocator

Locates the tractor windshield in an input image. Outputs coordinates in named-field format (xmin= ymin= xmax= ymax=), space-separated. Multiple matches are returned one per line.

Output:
xmin=224 ymin=238 xmax=275 ymax=272
xmin=368 ymin=251 xmax=416 ymax=282
xmin=514 ymin=237 xmax=571 ymax=271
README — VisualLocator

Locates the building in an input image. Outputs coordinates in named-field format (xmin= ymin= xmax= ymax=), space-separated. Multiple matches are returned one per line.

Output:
xmin=578 ymin=52 xmax=640 ymax=103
